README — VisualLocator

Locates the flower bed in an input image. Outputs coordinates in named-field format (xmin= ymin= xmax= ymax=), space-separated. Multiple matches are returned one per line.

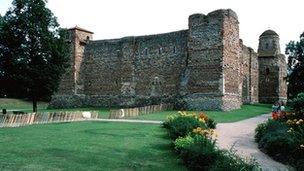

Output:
xmin=163 ymin=111 xmax=258 ymax=171
xmin=255 ymin=93 xmax=304 ymax=170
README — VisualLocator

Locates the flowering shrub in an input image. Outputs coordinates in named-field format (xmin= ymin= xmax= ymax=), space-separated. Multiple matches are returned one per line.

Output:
xmin=198 ymin=112 xmax=217 ymax=129
xmin=162 ymin=111 xmax=215 ymax=140
xmin=164 ymin=111 xmax=258 ymax=171
xmin=192 ymin=127 xmax=217 ymax=140
xmin=255 ymin=93 xmax=304 ymax=169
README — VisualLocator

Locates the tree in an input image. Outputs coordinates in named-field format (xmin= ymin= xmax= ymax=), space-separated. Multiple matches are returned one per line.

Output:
xmin=0 ymin=0 xmax=69 ymax=112
xmin=285 ymin=32 xmax=304 ymax=99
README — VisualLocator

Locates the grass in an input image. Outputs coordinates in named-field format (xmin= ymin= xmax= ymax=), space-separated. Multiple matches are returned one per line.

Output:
xmin=0 ymin=98 xmax=48 ymax=110
xmin=0 ymin=121 xmax=186 ymax=171
xmin=0 ymin=98 xmax=110 ymax=118
xmin=129 ymin=104 xmax=272 ymax=123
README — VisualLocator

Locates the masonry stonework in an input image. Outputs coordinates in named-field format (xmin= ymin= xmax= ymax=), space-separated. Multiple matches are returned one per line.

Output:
xmin=49 ymin=9 xmax=287 ymax=110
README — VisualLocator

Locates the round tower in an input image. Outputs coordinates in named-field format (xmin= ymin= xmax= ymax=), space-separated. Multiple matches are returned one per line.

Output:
xmin=258 ymin=29 xmax=287 ymax=103
xmin=258 ymin=30 xmax=281 ymax=57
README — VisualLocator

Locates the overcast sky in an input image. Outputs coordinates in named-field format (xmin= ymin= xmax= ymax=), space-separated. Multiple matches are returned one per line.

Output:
xmin=1 ymin=0 xmax=303 ymax=52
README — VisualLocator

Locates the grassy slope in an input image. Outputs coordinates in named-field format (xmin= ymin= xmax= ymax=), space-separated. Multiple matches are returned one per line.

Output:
xmin=0 ymin=122 xmax=186 ymax=171
xmin=129 ymin=104 xmax=272 ymax=123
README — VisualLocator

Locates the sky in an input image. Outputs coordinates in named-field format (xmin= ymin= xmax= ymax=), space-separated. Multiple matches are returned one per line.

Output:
xmin=0 ymin=0 xmax=303 ymax=52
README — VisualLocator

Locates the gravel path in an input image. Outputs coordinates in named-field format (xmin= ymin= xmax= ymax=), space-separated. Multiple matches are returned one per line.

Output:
xmin=216 ymin=114 xmax=294 ymax=171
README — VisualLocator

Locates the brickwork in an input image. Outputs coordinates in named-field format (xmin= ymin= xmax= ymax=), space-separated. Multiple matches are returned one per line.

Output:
xmin=49 ymin=9 xmax=287 ymax=110
xmin=258 ymin=30 xmax=287 ymax=103
xmin=241 ymin=43 xmax=259 ymax=104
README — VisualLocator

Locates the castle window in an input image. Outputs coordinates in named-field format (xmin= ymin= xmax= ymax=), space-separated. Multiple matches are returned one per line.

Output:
xmin=265 ymin=68 xmax=270 ymax=82
xmin=265 ymin=43 xmax=269 ymax=50
xmin=173 ymin=46 xmax=176 ymax=53
xmin=158 ymin=47 xmax=162 ymax=55
xmin=266 ymin=68 xmax=270 ymax=75
xmin=86 ymin=36 xmax=90 ymax=41
xmin=144 ymin=48 xmax=148 ymax=55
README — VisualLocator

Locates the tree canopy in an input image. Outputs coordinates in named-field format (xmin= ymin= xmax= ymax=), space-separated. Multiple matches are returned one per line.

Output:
xmin=285 ymin=32 xmax=304 ymax=98
xmin=0 ymin=0 xmax=69 ymax=112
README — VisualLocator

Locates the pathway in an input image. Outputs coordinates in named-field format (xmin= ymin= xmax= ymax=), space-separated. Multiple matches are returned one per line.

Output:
xmin=216 ymin=114 xmax=294 ymax=171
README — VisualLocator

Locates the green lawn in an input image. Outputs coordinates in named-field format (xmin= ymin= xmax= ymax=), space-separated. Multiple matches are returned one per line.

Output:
xmin=0 ymin=121 xmax=186 ymax=171
xmin=0 ymin=98 xmax=48 ymax=110
xmin=129 ymin=104 xmax=272 ymax=123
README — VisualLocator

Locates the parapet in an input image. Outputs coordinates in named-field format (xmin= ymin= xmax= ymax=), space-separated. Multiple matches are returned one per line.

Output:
xmin=189 ymin=9 xmax=238 ymax=25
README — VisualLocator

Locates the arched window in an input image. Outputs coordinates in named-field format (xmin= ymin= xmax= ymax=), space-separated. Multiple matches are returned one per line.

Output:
xmin=144 ymin=48 xmax=148 ymax=55
xmin=266 ymin=68 xmax=270 ymax=75
xmin=158 ymin=47 xmax=162 ymax=55
xmin=265 ymin=68 xmax=270 ymax=82
xmin=265 ymin=43 xmax=269 ymax=50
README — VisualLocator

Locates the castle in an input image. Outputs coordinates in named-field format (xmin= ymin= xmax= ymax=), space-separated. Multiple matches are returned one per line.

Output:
xmin=49 ymin=9 xmax=287 ymax=111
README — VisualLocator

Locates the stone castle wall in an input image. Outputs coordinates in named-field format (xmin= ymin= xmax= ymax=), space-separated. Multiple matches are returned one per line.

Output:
xmin=241 ymin=43 xmax=259 ymax=104
xmin=81 ymin=30 xmax=188 ymax=107
xmin=49 ymin=9 xmax=287 ymax=110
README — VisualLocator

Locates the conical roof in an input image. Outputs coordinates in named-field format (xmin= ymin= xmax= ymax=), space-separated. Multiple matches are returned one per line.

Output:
xmin=260 ymin=30 xmax=279 ymax=37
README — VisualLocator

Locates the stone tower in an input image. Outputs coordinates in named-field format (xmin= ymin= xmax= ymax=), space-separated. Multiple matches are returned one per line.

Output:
xmin=52 ymin=26 xmax=93 ymax=107
xmin=258 ymin=30 xmax=287 ymax=103
xmin=184 ymin=9 xmax=242 ymax=111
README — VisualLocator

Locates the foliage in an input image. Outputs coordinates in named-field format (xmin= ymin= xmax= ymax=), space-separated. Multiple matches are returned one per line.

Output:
xmin=198 ymin=112 xmax=217 ymax=129
xmin=174 ymin=133 xmax=258 ymax=171
xmin=254 ymin=122 xmax=267 ymax=142
xmin=0 ymin=0 xmax=69 ymax=111
xmin=285 ymin=32 xmax=304 ymax=98
xmin=174 ymin=134 xmax=220 ymax=170
xmin=162 ymin=111 xmax=215 ymax=140
xmin=211 ymin=149 xmax=259 ymax=171
xmin=288 ymin=92 xmax=304 ymax=113
xmin=164 ymin=111 xmax=258 ymax=171
xmin=255 ymin=117 xmax=304 ymax=169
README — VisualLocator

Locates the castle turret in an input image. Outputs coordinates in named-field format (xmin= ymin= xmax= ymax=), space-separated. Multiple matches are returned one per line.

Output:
xmin=258 ymin=30 xmax=281 ymax=56
xmin=184 ymin=9 xmax=242 ymax=111
xmin=49 ymin=26 xmax=93 ymax=108
xmin=258 ymin=30 xmax=287 ymax=103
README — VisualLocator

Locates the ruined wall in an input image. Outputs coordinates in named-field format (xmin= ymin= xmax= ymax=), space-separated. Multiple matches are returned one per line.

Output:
xmin=183 ymin=9 xmax=242 ymax=111
xmin=74 ymin=30 xmax=188 ymax=107
xmin=278 ymin=54 xmax=288 ymax=101
xmin=241 ymin=44 xmax=259 ymax=104
xmin=221 ymin=10 xmax=242 ymax=110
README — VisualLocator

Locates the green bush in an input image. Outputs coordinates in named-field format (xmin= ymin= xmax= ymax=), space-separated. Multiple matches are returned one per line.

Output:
xmin=289 ymin=92 xmax=304 ymax=112
xmin=211 ymin=149 xmax=259 ymax=171
xmin=254 ymin=122 xmax=267 ymax=142
xmin=206 ymin=118 xmax=217 ymax=129
xmin=255 ymin=119 xmax=289 ymax=144
xmin=174 ymin=134 xmax=220 ymax=170
xmin=255 ymin=119 xmax=304 ymax=168
xmin=174 ymin=134 xmax=258 ymax=171
xmin=163 ymin=113 xmax=207 ymax=140
xmin=260 ymin=132 xmax=295 ymax=161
